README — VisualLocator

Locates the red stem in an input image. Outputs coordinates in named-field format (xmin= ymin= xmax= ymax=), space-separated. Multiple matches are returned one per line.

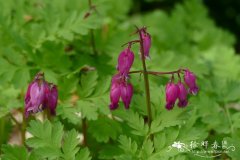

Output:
xmin=121 ymin=40 xmax=140 ymax=47
xmin=129 ymin=69 xmax=184 ymax=75
xmin=137 ymin=27 xmax=152 ymax=129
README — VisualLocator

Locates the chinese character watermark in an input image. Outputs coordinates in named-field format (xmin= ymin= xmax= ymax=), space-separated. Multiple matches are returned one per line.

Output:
xmin=167 ymin=140 xmax=235 ymax=158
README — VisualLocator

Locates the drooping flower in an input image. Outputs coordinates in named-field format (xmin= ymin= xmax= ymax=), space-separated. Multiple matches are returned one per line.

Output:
xmin=117 ymin=47 xmax=134 ymax=76
xmin=109 ymin=74 xmax=133 ymax=110
xmin=24 ymin=72 xmax=58 ymax=117
xmin=25 ymin=73 xmax=47 ymax=117
xmin=46 ymin=84 xmax=58 ymax=115
xmin=184 ymin=69 xmax=199 ymax=95
xmin=120 ymin=83 xmax=133 ymax=109
xmin=165 ymin=82 xmax=179 ymax=110
xmin=109 ymin=74 xmax=122 ymax=110
xmin=140 ymin=29 xmax=151 ymax=59
xmin=177 ymin=82 xmax=188 ymax=107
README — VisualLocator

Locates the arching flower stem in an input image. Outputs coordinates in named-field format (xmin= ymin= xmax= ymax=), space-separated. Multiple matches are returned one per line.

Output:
xmin=121 ymin=40 xmax=140 ymax=47
xmin=129 ymin=69 xmax=185 ymax=76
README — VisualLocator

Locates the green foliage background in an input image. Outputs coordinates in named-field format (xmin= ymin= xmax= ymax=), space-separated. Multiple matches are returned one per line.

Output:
xmin=0 ymin=0 xmax=240 ymax=159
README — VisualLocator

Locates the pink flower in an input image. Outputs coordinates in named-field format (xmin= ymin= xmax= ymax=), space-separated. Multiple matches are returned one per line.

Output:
xmin=140 ymin=29 xmax=151 ymax=59
xmin=177 ymin=82 xmax=188 ymax=107
xmin=117 ymin=48 xmax=134 ymax=76
xmin=120 ymin=83 xmax=133 ymax=109
xmin=46 ymin=84 xmax=58 ymax=115
xmin=109 ymin=75 xmax=121 ymax=110
xmin=25 ymin=73 xmax=47 ymax=117
xmin=165 ymin=82 xmax=179 ymax=110
xmin=184 ymin=69 xmax=199 ymax=95
xmin=109 ymin=74 xmax=133 ymax=110
xmin=24 ymin=72 xmax=58 ymax=117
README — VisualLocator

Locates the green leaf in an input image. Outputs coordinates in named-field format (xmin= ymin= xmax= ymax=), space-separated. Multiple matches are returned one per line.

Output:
xmin=33 ymin=147 xmax=62 ymax=159
xmin=42 ymin=69 xmax=58 ymax=84
xmin=26 ymin=120 xmax=63 ymax=159
xmin=154 ymin=133 xmax=166 ymax=152
xmin=58 ymin=76 xmax=78 ymax=100
xmin=98 ymin=145 xmax=122 ymax=159
xmin=202 ymin=111 xmax=230 ymax=134
xmin=232 ymin=113 xmax=240 ymax=129
xmin=75 ymin=148 xmax=92 ymax=160
xmin=156 ymin=127 xmax=180 ymax=150
xmin=140 ymin=139 xmax=154 ymax=159
xmin=92 ymin=76 xmax=111 ymax=96
xmin=1 ymin=145 xmax=28 ymax=160
xmin=61 ymin=130 xmax=80 ymax=160
xmin=58 ymin=30 xmax=74 ymax=41
xmin=150 ymin=117 xmax=162 ymax=134
xmin=0 ymin=108 xmax=9 ymax=119
xmin=1 ymin=48 xmax=26 ymax=66
xmin=78 ymin=71 xmax=98 ymax=98
xmin=154 ymin=108 xmax=189 ymax=132
xmin=118 ymin=135 xmax=138 ymax=155
xmin=12 ymin=68 xmax=30 ymax=89
xmin=153 ymin=128 xmax=181 ymax=159
xmin=88 ymin=117 xmax=122 ymax=143
xmin=222 ymin=81 xmax=240 ymax=102
xmin=92 ymin=95 xmax=110 ymax=116
xmin=57 ymin=103 xmax=80 ymax=124
xmin=0 ymin=86 xmax=21 ymax=118
xmin=73 ymin=14 xmax=102 ymax=35
xmin=77 ymin=100 xmax=98 ymax=120
xmin=126 ymin=111 xmax=148 ymax=136
xmin=28 ymin=151 xmax=41 ymax=160
xmin=203 ymin=46 xmax=240 ymax=80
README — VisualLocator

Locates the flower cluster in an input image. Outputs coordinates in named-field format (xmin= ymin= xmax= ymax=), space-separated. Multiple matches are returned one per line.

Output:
xmin=24 ymin=72 xmax=58 ymax=117
xmin=109 ymin=27 xmax=198 ymax=112
xmin=165 ymin=69 xmax=199 ymax=110
xmin=109 ymin=28 xmax=152 ymax=110
xmin=110 ymin=47 xmax=134 ymax=110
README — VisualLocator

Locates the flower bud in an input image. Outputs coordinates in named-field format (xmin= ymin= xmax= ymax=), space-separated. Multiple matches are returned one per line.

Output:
xmin=165 ymin=82 xmax=179 ymax=110
xmin=140 ymin=29 xmax=151 ymax=59
xmin=177 ymin=82 xmax=188 ymax=107
xmin=120 ymin=83 xmax=133 ymax=109
xmin=117 ymin=48 xmax=134 ymax=76
xmin=184 ymin=69 xmax=199 ymax=95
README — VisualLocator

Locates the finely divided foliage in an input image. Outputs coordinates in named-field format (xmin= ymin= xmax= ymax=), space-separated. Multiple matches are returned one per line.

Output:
xmin=0 ymin=0 xmax=240 ymax=160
